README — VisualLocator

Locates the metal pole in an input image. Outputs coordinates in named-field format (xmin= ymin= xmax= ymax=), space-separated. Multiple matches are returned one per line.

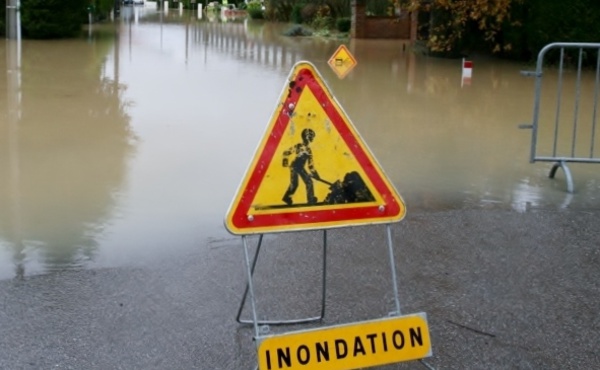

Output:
xmin=571 ymin=48 xmax=584 ymax=158
xmin=242 ymin=236 xmax=260 ymax=338
xmin=386 ymin=224 xmax=402 ymax=316
xmin=235 ymin=234 xmax=263 ymax=323
xmin=6 ymin=0 xmax=21 ymax=40
xmin=552 ymin=48 xmax=565 ymax=157
xmin=7 ymin=20 xmax=23 ymax=278
xmin=236 ymin=232 xmax=327 ymax=325
xmin=320 ymin=229 xmax=328 ymax=319
xmin=591 ymin=48 xmax=600 ymax=158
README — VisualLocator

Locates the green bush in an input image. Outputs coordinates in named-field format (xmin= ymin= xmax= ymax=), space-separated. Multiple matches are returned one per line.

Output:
xmin=336 ymin=17 xmax=351 ymax=33
xmin=311 ymin=5 xmax=332 ymax=30
xmin=0 ymin=3 xmax=6 ymax=37
xmin=493 ymin=0 xmax=600 ymax=61
xmin=291 ymin=3 xmax=304 ymax=24
xmin=89 ymin=0 xmax=114 ymax=21
xmin=247 ymin=0 xmax=265 ymax=19
xmin=422 ymin=0 xmax=600 ymax=61
xmin=300 ymin=3 xmax=318 ymax=24
xmin=21 ymin=0 xmax=86 ymax=39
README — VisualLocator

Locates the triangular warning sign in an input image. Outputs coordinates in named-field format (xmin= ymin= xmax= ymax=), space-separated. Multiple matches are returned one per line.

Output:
xmin=225 ymin=62 xmax=405 ymax=235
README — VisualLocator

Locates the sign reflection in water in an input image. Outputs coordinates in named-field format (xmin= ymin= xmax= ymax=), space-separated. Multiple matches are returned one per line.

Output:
xmin=1 ymin=8 xmax=599 ymax=279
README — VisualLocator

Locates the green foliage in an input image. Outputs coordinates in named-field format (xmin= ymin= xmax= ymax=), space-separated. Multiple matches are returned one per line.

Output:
xmin=412 ymin=0 xmax=600 ymax=62
xmin=310 ymin=5 xmax=333 ymax=30
xmin=415 ymin=0 xmax=600 ymax=61
xmin=526 ymin=0 xmax=600 ymax=55
xmin=263 ymin=0 xmax=350 ymax=36
xmin=300 ymin=3 xmax=319 ymax=24
xmin=264 ymin=0 xmax=292 ymax=21
xmin=326 ymin=0 xmax=351 ymax=19
xmin=335 ymin=17 xmax=351 ymax=33
xmin=492 ymin=0 xmax=600 ymax=61
xmin=21 ymin=0 xmax=87 ymax=39
xmin=0 ymin=3 xmax=6 ymax=37
xmin=247 ymin=0 xmax=265 ymax=19
xmin=291 ymin=3 xmax=304 ymax=24
xmin=366 ymin=0 xmax=393 ymax=16
xmin=90 ymin=0 xmax=114 ymax=21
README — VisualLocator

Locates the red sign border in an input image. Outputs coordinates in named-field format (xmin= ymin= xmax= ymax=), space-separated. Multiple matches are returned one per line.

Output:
xmin=226 ymin=62 xmax=405 ymax=234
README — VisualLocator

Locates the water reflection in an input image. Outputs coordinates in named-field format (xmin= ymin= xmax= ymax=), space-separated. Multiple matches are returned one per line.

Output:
xmin=1 ymin=31 xmax=134 ymax=279
xmin=1 ymin=9 xmax=599 ymax=279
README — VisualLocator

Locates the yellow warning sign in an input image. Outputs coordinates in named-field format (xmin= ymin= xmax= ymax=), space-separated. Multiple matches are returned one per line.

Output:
xmin=258 ymin=313 xmax=431 ymax=370
xmin=328 ymin=44 xmax=357 ymax=79
xmin=225 ymin=61 xmax=405 ymax=235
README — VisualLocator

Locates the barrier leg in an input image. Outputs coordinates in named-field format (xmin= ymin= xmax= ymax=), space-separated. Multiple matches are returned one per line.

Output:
xmin=549 ymin=161 xmax=574 ymax=193
xmin=386 ymin=225 xmax=437 ymax=370
xmin=386 ymin=224 xmax=402 ymax=316
xmin=236 ymin=230 xmax=328 ymax=326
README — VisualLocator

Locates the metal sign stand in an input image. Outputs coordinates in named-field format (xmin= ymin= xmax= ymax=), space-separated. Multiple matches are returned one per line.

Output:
xmin=225 ymin=61 xmax=431 ymax=370
xmin=236 ymin=225 xmax=434 ymax=370
xmin=236 ymin=231 xmax=328 ymax=325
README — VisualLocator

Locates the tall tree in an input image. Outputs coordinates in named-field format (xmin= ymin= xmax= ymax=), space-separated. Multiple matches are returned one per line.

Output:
xmin=409 ymin=0 xmax=521 ymax=55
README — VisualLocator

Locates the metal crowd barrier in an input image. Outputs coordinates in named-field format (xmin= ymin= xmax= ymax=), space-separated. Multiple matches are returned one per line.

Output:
xmin=520 ymin=42 xmax=600 ymax=193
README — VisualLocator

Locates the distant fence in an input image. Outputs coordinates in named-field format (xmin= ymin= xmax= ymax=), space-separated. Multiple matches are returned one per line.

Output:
xmin=520 ymin=42 xmax=600 ymax=193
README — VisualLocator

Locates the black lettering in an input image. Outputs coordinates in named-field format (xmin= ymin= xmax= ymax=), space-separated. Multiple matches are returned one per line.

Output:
xmin=366 ymin=333 xmax=377 ymax=354
xmin=297 ymin=345 xmax=310 ymax=365
xmin=277 ymin=347 xmax=291 ymax=368
xmin=392 ymin=330 xmax=405 ymax=350
xmin=382 ymin=332 xmax=388 ymax=352
xmin=353 ymin=336 xmax=366 ymax=356
xmin=316 ymin=342 xmax=330 ymax=362
xmin=335 ymin=339 xmax=348 ymax=359
xmin=265 ymin=350 xmax=272 ymax=370
xmin=410 ymin=327 xmax=424 ymax=347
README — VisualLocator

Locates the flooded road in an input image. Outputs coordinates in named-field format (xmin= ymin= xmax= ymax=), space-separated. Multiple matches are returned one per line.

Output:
xmin=1 ymin=6 xmax=599 ymax=279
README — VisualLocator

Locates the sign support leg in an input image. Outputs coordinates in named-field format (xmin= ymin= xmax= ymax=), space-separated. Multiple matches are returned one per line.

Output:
xmin=386 ymin=224 xmax=402 ymax=316
xmin=386 ymin=225 xmax=437 ymax=370
xmin=241 ymin=235 xmax=260 ymax=338
xmin=319 ymin=229 xmax=328 ymax=319
xmin=236 ymin=231 xmax=328 ymax=325
xmin=236 ymin=234 xmax=264 ymax=325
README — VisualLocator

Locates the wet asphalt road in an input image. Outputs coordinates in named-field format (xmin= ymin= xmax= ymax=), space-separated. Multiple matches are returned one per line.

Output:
xmin=1 ymin=208 xmax=599 ymax=369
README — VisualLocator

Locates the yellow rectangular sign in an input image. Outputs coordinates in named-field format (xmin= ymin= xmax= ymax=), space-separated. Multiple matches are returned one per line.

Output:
xmin=257 ymin=313 xmax=431 ymax=370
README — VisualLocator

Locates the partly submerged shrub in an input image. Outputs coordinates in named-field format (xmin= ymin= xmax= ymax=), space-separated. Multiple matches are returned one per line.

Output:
xmin=336 ymin=17 xmax=351 ymax=33
xmin=247 ymin=0 xmax=264 ymax=19
xmin=284 ymin=25 xmax=313 ymax=37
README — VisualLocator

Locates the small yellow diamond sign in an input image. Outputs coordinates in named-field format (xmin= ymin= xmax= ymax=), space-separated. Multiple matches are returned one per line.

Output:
xmin=328 ymin=44 xmax=357 ymax=79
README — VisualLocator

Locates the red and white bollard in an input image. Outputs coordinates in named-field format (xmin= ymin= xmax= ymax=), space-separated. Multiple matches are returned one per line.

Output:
xmin=461 ymin=58 xmax=472 ymax=86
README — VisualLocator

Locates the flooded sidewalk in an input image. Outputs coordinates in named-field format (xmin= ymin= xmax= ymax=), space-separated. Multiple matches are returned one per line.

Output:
xmin=0 ymin=208 xmax=598 ymax=369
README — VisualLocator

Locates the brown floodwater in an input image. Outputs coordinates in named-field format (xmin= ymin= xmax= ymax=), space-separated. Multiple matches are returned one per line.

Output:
xmin=1 ymin=5 xmax=599 ymax=279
